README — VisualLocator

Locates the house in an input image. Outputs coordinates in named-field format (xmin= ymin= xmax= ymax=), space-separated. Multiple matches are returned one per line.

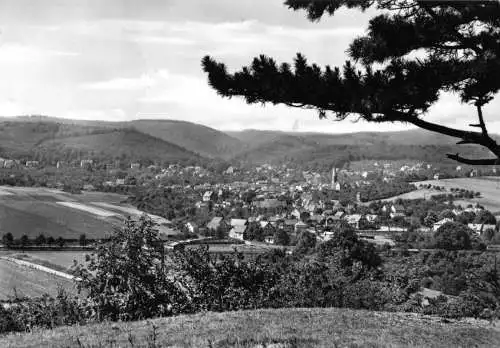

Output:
xmin=468 ymin=223 xmax=496 ymax=235
xmin=291 ymin=208 xmax=302 ymax=220
xmin=279 ymin=219 xmax=298 ymax=233
xmin=207 ymin=217 xmax=227 ymax=231
xmin=185 ymin=222 xmax=198 ymax=234
xmin=433 ymin=173 xmax=440 ymax=180
xmin=83 ymin=184 xmax=95 ymax=191
xmin=203 ymin=191 xmax=215 ymax=202
xmin=80 ymin=159 xmax=93 ymax=168
xmin=264 ymin=235 xmax=275 ymax=244
xmin=390 ymin=205 xmax=406 ymax=218
xmin=309 ymin=214 xmax=324 ymax=225
xmin=334 ymin=211 xmax=345 ymax=219
xmin=130 ymin=163 xmax=141 ymax=169
xmin=229 ymin=219 xmax=247 ymax=240
xmin=261 ymin=221 xmax=276 ymax=236
xmin=25 ymin=160 xmax=39 ymax=168
xmin=365 ymin=214 xmax=378 ymax=223
xmin=253 ymin=199 xmax=286 ymax=209
xmin=116 ymin=178 xmax=126 ymax=186
xmin=230 ymin=218 xmax=247 ymax=228
xmin=433 ymin=218 xmax=454 ymax=231
xmin=345 ymin=214 xmax=366 ymax=229
xmin=295 ymin=221 xmax=308 ymax=233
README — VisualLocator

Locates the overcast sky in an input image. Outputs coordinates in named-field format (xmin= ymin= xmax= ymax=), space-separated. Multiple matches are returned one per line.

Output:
xmin=0 ymin=0 xmax=498 ymax=133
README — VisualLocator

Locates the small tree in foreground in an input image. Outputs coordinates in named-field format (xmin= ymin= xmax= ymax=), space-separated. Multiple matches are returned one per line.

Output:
xmin=73 ymin=216 xmax=188 ymax=321
xmin=203 ymin=1 xmax=500 ymax=165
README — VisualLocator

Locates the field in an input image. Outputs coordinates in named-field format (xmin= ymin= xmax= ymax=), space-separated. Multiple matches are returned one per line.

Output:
xmin=12 ymin=251 xmax=92 ymax=273
xmin=373 ymin=177 xmax=500 ymax=214
xmin=2 ymin=307 xmax=500 ymax=347
xmin=0 ymin=258 xmax=75 ymax=300
xmin=0 ymin=186 xmax=162 ymax=240
xmin=375 ymin=188 xmax=443 ymax=202
xmin=417 ymin=177 xmax=500 ymax=213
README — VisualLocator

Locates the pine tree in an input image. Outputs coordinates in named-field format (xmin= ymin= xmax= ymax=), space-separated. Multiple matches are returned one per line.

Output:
xmin=203 ymin=0 xmax=500 ymax=165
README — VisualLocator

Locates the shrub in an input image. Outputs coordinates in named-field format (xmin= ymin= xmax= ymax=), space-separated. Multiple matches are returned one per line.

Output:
xmin=434 ymin=222 xmax=472 ymax=250
xmin=73 ymin=216 xmax=190 ymax=321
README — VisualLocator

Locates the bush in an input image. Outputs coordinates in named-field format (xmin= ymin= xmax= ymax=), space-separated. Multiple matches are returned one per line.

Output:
xmin=73 ymin=216 xmax=190 ymax=321
xmin=0 ymin=290 xmax=86 ymax=334
xmin=434 ymin=222 xmax=472 ymax=250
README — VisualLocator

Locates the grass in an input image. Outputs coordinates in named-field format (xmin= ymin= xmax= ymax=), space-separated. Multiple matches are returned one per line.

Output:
xmin=22 ymin=251 xmax=91 ymax=269
xmin=0 ymin=186 xmax=128 ymax=240
xmin=417 ymin=177 xmax=500 ymax=213
xmin=0 ymin=258 xmax=75 ymax=300
xmin=1 ymin=307 xmax=500 ymax=347
xmin=10 ymin=251 xmax=91 ymax=273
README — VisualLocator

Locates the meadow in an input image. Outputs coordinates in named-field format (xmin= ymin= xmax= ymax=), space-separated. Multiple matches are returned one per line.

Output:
xmin=417 ymin=177 xmax=500 ymax=213
xmin=373 ymin=177 xmax=500 ymax=214
xmin=12 ymin=251 xmax=91 ymax=273
xmin=0 ymin=186 xmax=147 ymax=240
xmin=2 ymin=307 xmax=499 ymax=348
xmin=0 ymin=258 xmax=75 ymax=300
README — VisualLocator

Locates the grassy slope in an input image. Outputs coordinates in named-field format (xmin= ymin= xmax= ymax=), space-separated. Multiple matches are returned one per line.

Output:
xmin=417 ymin=177 xmax=500 ymax=213
xmin=0 ymin=200 xmax=116 ymax=239
xmin=0 ymin=259 xmax=74 ymax=300
xmin=2 ymin=308 xmax=500 ymax=348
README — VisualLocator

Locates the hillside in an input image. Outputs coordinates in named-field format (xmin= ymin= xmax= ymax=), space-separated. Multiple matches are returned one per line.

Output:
xmin=229 ymin=129 xmax=493 ymax=167
xmin=1 ymin=116 xmax=498 ymax=167
xmin=2 ymin=307 xmax=499 ymax=347
xmin=0 ymin=119 xmax=207 ymax=165
xmin=131 ymin=119 xmax=244 ymax=159
xmin=35 ymin=128 xmax=204 ymax=165
xmin=0 ymin=121 xmax=117 ymax=158
xmin=226 ymin=128 xmax=463 ymax=148
xmin=0 ymin=116 xmax=244 ymax=160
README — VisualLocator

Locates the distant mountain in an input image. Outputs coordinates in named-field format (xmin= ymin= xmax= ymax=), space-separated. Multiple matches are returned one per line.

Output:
xmin=0 ymin=116 xmax=496 ymax=168
xmin=228 ymin=129 xmax=494 ymax=167
xmin=130 ymin=119 xmax=244 ymax=159
xmin=0 ymin=119 xmax=206 ymax=165
xmin=227 ymin=128 xmax=468 ymax=148
xmin=1 ymin=116 xmax=244 ymax=159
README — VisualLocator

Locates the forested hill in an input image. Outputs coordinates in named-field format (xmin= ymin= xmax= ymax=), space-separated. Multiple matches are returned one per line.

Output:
xmin=0 ymin=116 xmax=497 ymax=167
xmin=227 ymin=129 xmax=497 ymax=168
xmin=0 ymin=120 xmax=207 ymax=166
xmin=0 ymin=116 xmax=244 ymax=160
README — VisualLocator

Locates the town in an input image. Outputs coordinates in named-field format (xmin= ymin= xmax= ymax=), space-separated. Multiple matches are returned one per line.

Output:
xmin=1 ymin=155 xmax=497 ymax=253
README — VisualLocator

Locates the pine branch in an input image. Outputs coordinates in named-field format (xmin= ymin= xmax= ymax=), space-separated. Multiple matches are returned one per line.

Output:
xmin=446 ymin=154 xmax=499 ymax=166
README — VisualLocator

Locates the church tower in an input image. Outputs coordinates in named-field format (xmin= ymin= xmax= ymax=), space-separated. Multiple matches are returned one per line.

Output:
xmin=331 ymin=167 xmax=340 ymax=191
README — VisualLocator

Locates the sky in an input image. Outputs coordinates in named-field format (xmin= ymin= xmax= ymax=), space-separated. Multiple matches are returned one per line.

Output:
xmin=0 ymin=0 xmax=498 ymax=134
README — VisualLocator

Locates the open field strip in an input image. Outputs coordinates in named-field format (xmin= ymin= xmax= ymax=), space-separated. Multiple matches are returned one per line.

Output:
xmin=0 ymin=187 xmax=14 ymax=196
xmin=92 ymin=201 xmax=171 ymax=224
xmin=56 ymin=201 xmax=119 ymax=217
xmin=0 ymin=258 xmax=74 ymax=300
xmin=417 ymin=177 xmax=500 ymax=213
xmin=23 ymin=251 xmax=90 ymax=269
xmin=0 ymin=256 xmax=76 ymax=280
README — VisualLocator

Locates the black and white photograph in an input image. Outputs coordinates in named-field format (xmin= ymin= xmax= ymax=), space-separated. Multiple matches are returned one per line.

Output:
xmin=1 ymin=0 xmax=500 ymax=347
